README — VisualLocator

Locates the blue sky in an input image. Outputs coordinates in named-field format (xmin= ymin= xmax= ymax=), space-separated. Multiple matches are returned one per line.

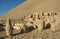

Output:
xmin=0 ymin=0 xmax=25 ymax=16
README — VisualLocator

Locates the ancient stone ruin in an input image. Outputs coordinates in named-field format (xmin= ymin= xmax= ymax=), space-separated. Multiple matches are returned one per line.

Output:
xmin=0 ymin=12 xmax=60 ymax=38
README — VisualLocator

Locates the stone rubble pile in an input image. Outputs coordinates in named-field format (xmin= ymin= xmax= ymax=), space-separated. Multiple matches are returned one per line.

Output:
xmin=1 ymin=12 xmax=60 ymax=37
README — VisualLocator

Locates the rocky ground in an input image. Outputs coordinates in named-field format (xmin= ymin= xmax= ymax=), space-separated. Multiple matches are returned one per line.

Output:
xmin=0 ymin=28 xmax=60 ymax=39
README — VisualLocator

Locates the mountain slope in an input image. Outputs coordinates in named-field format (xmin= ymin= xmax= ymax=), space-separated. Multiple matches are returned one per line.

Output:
xmin=0 ymin=0 xmax=60 ymax=20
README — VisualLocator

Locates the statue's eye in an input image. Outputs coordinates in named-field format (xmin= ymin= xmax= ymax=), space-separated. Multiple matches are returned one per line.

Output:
xmin=55 ymin=13 xmax=57 ymax=15
xmin=38 ymin=18 xmax=40 ymax=19
xmin=30 ymin=22 xmax=33 ymax=24
xmin=48 ymin=14 xmax=50 ymax=16
xmin=30 ymin=15 xmax=33 ymax=18
xmin=42 ymin=13 xmax=44 ymax=16
xmin=38 ymin=14 xmax=40 ymax=19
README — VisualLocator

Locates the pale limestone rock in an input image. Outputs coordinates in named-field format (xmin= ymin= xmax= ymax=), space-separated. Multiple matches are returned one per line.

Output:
xmin=50 ymin=21 xmax=60 ymax=31
xmin=33 ymin=19 xmax=43 ymax=31
xmin=49 ymin=13 xmax=60 ymax=31
xmin=33 ymin=12 xmax=39 ymax=19
xmin=44 ymin=12 xmax=48 ymax=16
xmin=26 ymin=20 xmax=36 ymax=29
xmin=54 ymin=13 xmax=60 ymax=23
xmin=47 ymin=12 xmax=60 ymax=31
xmin=24 ymin=16 xmax=33 ymax=23
xmin=5 ymin=18 xmax=11 ymax=36
xmin=12 ymin=23 xmax=25 ymax=32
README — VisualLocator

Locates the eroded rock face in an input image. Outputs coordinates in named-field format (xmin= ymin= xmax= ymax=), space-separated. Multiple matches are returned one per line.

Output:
xmin=3 ymin=12 xmax=60 ymax=37
xmin=24 ymin=12 xmax=60 ymax=32
xmin=5 ymin=18 xmax=11 ymax=37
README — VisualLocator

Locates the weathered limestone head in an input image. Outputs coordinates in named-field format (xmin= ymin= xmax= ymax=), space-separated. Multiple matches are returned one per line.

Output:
xmin=44 ymin=12 xmax=48 ymax=16
xmin=27 ymin=14 xmax=32 ymax=18
xmin=32 ymin=12 xmax=39 ymax=20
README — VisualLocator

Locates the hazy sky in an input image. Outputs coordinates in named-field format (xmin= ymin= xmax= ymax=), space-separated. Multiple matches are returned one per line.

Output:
xmin=0 ymin=0 xmax=25 ymax=16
